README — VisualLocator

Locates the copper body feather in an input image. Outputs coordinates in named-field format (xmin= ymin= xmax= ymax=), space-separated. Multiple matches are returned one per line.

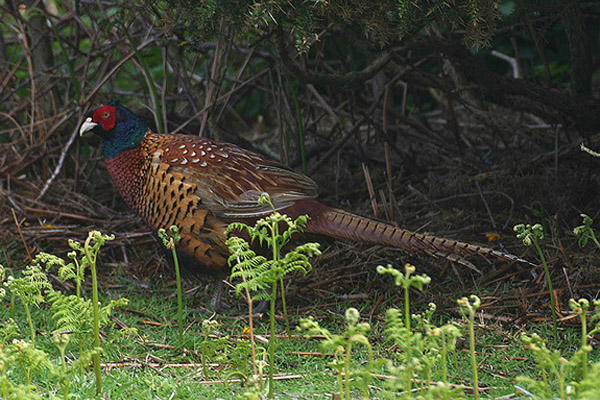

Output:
xmin=101 ymin=130 xmax=526 ymax=274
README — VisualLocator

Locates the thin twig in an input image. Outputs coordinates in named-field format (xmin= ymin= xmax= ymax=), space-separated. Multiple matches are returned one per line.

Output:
xmin=11 ymin=208 xmax=32 ymax=261
xmin=476 ymin=182 xmax=497 ymax=231
xmin=362 ymin=163 xmax=378 ymax=217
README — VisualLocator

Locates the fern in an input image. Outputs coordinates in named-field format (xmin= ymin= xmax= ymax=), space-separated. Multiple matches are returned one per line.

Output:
xmin=0 ymin=339 xmax=42 ymax=399
xmin=4 ymin=264 xmax=51 ymax=307
xmin=0 ymin=318 xmax=21 ymax=344
xmin=47 ymin=291 xmax=93 ymax=335
xmin=8 ymin=339 xmax=50 ymax=386
xmin=0 ymin=231 xmax=133 ymax=399
xmin=3 ymin=264 xmax=52 ymax=345
xmin=47 ymin=291 xmax=130 ymax=348
xmin=226 ymin=192 xmax=320 ymax=399
xmin=377 ymin=264 xmax=464 ymax=393
xmin=299 ymin=308 xmax=383 ymax=400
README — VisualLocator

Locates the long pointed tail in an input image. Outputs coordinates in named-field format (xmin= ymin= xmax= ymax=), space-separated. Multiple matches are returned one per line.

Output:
xmin=298 ymin=200 xmax=530 ymax=271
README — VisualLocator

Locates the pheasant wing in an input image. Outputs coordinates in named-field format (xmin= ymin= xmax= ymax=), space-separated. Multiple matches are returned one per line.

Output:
xmin=147 ymin=133 xmax=318 ymax=219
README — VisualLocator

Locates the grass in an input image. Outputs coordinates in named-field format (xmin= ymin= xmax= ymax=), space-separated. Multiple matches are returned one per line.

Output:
xmin=1 ymin=282 xmax=346 ymax=398
xmin=2 ymin=267 xmax=600 ymax=399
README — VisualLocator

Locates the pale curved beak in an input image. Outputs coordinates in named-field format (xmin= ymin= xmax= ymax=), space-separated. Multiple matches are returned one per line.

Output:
xmin=79 ymin=117 xmax=98 ymax=136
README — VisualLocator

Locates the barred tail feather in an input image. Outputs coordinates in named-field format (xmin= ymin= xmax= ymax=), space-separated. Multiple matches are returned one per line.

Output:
xmin=302 ymin=203 xmax=530 ymax=271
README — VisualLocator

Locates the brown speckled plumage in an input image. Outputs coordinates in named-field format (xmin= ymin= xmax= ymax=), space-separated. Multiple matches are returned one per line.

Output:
xmin=82 ymin=104 xmax=530 ymax=277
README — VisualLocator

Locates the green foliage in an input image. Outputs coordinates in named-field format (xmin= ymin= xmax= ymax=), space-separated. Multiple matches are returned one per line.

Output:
xmin=377 ymin=263 xmax=431 ymax=290
xmin=4 ymin=220 xmax=600 ymax=398
xmin=0 ymin=318 xmax=20 ymax=344
xmin=378 ymin=263 xmax=428 ymax=390
xmin=227 ymin=192 xmax=320 ymax=398
xmin=0 ymin=230 xmax=134 ymax=399
xmin=577 ymin=363 xmax=600 ymax=399
xmin=573 ymin=214 xmax=600 ymax=250
xmin=224 ymin=339 xmax=257 ymax=376
xmin=230 ymin=372 xmax=268 ymax=400
xmin=514 ymin=222 xmax=557 ymax=341
xmin=571 ymin=299 xmax=591 ymax=380
xmin=9 ymin=339 xmax=50 ymax=386
xmin=514 ymin=222 xmax=544 ymax=247
xmin=226 ymin=237 xmax=270 ymax=301
xmin=3 ymin=263 xmax=52 ymax=345
xmin=35 ymin=251 xmax=84 ymax=298
xmin=517 ymin=298 xmax=600 ymax=399
xmin=299 ymin=308 xmax=384 ymax=400
xmin=226 ymin=192 xmax=320 ymax=309
xmin=393 ymin=0 xmax=500 ymax=46
xmin=378 ymin=263 xmax=465 ymax=397
xmin=46 ymin=291 xmax=129 ymax=347
xmin=151 ymin=0 xmax=501 ymax=51
xmin=457 ymin=295 xmax=481 ymax=400
xmin=385 ymin=304 xmax=442 ymax=380
xmin=200 ymin=319 xmax=220 ymax=379
xmin=4 ymin=263 xmax=51 ymax=308
xmin=299 ymin=263 xmax=470 ymax=399
xmin=518 ymin=332 xmax=580 ymax=398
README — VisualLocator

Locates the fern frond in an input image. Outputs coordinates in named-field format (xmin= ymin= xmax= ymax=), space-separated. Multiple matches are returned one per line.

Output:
xmin=47 ymin=291 xmax=93 ymax=337
xmin=225 ymin=221 xmax=252 ymax=236
xmin=5 ymin=264 xmax=52 ymax=306
xmin=383 ymin=308 xmax=407 ymax=344
xmin=0 ymin=318 xmax=21 ymax=343
xmin=47 ymin=290 xmax=131 ymax=348
xmin=293 ymin=242 xmax=321 ymax=257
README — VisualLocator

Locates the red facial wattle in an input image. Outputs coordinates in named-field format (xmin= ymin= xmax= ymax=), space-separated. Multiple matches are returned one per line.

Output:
xmin=92 ymin=105 xmax=116 ymax=131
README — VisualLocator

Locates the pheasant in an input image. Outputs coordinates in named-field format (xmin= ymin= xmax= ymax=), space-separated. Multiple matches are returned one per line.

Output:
xmin=80 ymin=103 xmax=528 ymax=292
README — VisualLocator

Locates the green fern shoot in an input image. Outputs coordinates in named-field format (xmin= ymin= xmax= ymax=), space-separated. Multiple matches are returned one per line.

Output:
xmin=226 ymin=192 xmax=320 ymax=399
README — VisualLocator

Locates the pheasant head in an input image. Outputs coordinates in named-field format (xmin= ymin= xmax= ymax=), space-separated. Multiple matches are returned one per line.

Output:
xmin=79 ymin=103 xmax=148 ymax=159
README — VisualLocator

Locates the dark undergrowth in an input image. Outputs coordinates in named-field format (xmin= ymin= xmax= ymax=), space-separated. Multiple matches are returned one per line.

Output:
xmin=2 ymin=0 xmax=600 ymax=398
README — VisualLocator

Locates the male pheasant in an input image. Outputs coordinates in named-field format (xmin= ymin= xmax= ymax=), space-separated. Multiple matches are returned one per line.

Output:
xmin=80 ymin=103 xmax=527 ymax=281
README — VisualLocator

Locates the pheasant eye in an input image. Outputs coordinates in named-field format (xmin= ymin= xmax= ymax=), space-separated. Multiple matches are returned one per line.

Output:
xmin=102 ymin=111 xmax=111 ymax=119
